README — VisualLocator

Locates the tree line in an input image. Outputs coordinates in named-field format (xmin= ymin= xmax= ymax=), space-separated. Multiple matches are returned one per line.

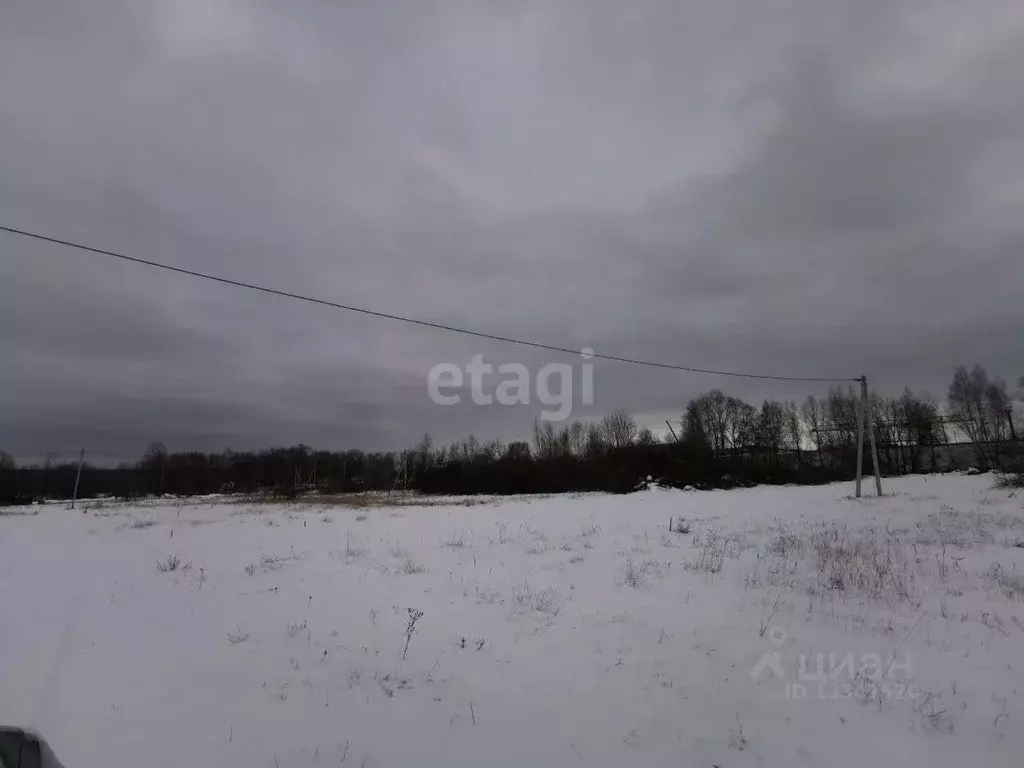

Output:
xmin=1 ymin=365 xmax=1020 ymax=504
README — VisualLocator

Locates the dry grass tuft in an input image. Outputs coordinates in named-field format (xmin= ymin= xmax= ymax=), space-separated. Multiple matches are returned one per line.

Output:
xmin=511 ymin=583 xmax=562 ymax=618
xmin=157 ymin=554 xmax=187 ymax=572
xmin=989 ymin=563 xmax=1024 ymax=600
xmin=402 ymin=556 xmax=425 ymax=575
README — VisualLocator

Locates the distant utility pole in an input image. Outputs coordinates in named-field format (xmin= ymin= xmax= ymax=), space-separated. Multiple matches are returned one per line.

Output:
xmin=855 ymin=377 xmax=883 ymax=498
xmin=855 ymin=381 xmax=865 ymax=497
xmin=865 ymin=379 xmax=882 ymax=496
xmin=390 ymin=456 xmax=408 ymax=496
xmin=71 ymin=448 xmax=86 ymax=509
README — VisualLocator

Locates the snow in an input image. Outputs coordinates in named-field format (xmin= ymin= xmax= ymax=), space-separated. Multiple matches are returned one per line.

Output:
xmin=2 ymin=475 xmax=1023 ymax=767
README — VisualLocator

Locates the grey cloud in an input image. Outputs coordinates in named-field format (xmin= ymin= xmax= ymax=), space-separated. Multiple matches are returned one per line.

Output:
xmin=1 ymin=0 xmax=1022 ymax=462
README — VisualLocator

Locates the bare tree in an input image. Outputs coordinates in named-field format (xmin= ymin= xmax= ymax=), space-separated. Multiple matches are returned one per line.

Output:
xmin=555 ymin=425 xmax=573 ymax=457
xmin=584 ymin=423 xmax=607 ymax=459
xmin=724 ymin=396 xmax=756 ymax=459
xmin=784 ymin=401 xmax=802 ymax=465
xmin=532 ymin=420 xmax=563 ymax=460
xmin=682 ymin=400 xmax=710 ymax=452
xmin=695 ymin=390 xmax=730 ymax=455
xmin=567 ymin=421 xmax=587 ymax=457
xmin=504 ymin=441 xmax=531 ymax=461
xmin=801 ymin=396 xmax=825 ymax=466
xmin=824 ymin=386 xmax=860 ymax=460
xmin=0 ymin=450 xmax=14 ymax=484
xmin=986 ymin=379 xmax=1012 ymax=444
xmin=948 ymin=365 xmax=1012 ymax=466
xmin=949 ymin=366 xmax=1007 ymax=434
xmin=636 ymin=427 xmax=657 ymax=446
xmin=949 ymin=365 xmax=989 ymax=444
xmin=903 ymin=389 xmax=943 ymax=471
xmin=756 ymin=400 xmax=788 ymax=465
xmin=415 ymin=433 xmax=434 ymax=474
xmin=461 ymin=434 xmax=482 ymax=463
xmin=482 ymin=438 xmax=504 ymax=462
xmin=601 ymin=409 xmax=638 ymax=450
xmin=1015 ymin=376 xmax=1024 ymax=439
xmin=40 ymin=451 xmax=58 ymax=498
xmin=906 ymin=391 xmax=942 ymax=445
xmin=143 ymin=441 xmax=168 ymax=496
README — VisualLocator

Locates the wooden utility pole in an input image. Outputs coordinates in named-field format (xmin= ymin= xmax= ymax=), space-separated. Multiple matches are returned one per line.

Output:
xmin=865 ymin=378 xmax=883 ymax=496
xmin=856 ymin=378 xmax=865 ymax=498
xmin=71 ymin=448 xmax=85 ymax=509
xmin=855 ymin=377 xmax=883 ymax=497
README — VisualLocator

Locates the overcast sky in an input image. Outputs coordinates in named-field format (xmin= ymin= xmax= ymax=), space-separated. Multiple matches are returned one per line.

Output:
xmin=2 ymin=0 xmax=1023 ymax=463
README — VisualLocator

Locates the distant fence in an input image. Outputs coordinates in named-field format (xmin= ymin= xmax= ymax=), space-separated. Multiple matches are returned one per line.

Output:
xmin=736 ymin=440 xmax=1022 ymax=476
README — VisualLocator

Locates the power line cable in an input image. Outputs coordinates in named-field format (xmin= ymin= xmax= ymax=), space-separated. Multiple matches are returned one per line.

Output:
xmin=1 ymin=224 xmax=857 ymax=383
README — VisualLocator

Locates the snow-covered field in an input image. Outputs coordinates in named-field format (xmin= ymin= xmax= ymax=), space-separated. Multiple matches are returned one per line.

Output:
xmin=2 ymin=475 xmax=1023 ymax=768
